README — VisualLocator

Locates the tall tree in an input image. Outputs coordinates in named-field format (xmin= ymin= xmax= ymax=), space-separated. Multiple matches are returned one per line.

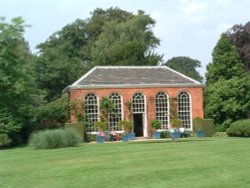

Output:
xmin=0 ymin=17 xmax=36 ymax=144
xmin=164 ymin=56 xmax=203 ymax=82
xmin=35 ymin=7 xmax=162 ymax=101
xmin=226 ymin=22 xmax=250 ymax=71
xmin=206 ymin=34 xmax=246 ymax=85
xmin=91 ymin=10 xmax=162 ymax=66
xmin=205 ymin=34 xmax=250 ymax=130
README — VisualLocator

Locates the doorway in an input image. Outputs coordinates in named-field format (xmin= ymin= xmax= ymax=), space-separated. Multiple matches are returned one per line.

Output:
xmin=133 ymin=114 xmax=143 ymax=137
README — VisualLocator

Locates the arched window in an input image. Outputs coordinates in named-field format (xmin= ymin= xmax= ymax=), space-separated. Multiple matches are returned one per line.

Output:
xmin=109 ymin=93 xmax=122 ymax=131
xmin=178 ymin=91 xmax=191 ymax=129
xmin=155 ymin=92 xmax=169 ymax=129
xmin=84 ymin=93 xmax=98 ymax=132
xmin=132 ymin=93 xmax=145 ymax=113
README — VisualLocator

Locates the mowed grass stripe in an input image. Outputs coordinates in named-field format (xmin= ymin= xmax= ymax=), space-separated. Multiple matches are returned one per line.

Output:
xmin=1 ymin=138 xmax=250 ymax=188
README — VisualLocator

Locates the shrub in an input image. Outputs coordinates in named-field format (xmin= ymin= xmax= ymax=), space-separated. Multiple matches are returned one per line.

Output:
xmin=227 ymin=119 xmax=250 ymax=137
xmin=65 ymin=122 xmax=84 ymax=141
xmin=29 ymin=128 xmax=81 ymax=149
xmin=85 ymin=134 xmax=97 ymax=142
xmin=213 ymin=132 xmax=228 ymax=137
xmin=0 ymin=134 xmax=12 ymax=148
xmin=94 ymin=121 xmax=108 ymax=132
xmin=118 ymin=120 xmax=132 ymax=133
xmin=193 ymin=117 xmax=215 ymax=137
xmin=160 ymin=131 xmax=170 ymax=138
xmin=150 ymin=119 xmax=161 ymax=131
xmin=171 ymin=118 xmax=182 ymax=128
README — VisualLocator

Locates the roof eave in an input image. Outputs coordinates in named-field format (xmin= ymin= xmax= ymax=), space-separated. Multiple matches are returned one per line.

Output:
xmin=67 ymin=83 xmax=204 ymax=90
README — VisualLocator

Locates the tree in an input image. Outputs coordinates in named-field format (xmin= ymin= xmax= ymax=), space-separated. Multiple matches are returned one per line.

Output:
xmin=91 ymin=10 xmax=162 ymax=66
xmin=205 ymin=34 xmax=250 ymax=130
xmin=226 ymin=22 xmax=250 ymax=71
xmin=0 ymin=17 xmax=36 ymax=144
xmin=205 ymin=77 xmax=250 ymax=130
xmin=206 ymin=34 xmax=246 ymax=85
xmin=35 ymin=7 xmax=162 ymax=101
xmin=164 ymin=56 xmax=203 ymax=82
xmin=35 ymin=19 xmax=90 ymax=102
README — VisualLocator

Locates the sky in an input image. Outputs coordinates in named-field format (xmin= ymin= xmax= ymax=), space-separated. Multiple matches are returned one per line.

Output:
xmin=1 ymin=0 xmax=250 ymax=76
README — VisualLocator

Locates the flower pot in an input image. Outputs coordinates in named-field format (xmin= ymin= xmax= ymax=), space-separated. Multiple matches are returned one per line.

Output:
xmin=128 ymin=133 xmax=135 ymax=140
xmin=170 ymin=130 xmax=181 ymax=139
xmin=96 ymin=135 xmax=105 ymax=143
xmin=122 ymin=135 xmax=129 ymax=142
xmin=196 ymin=130 xmax=205 ymax=137
xmin=152 ymin=131 xmax=161 ymax=139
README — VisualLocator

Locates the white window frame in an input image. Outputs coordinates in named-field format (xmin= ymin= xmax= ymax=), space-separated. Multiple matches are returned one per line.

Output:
xmin=84 ymin=93 xmax=99 ymax=132
xmin=109 ymin=93 xmax=123 ymax=131
xmin=155 ymin=92 xmax=169 ymax=129
xmin=178 ymin=91 xmax=192 ymax=129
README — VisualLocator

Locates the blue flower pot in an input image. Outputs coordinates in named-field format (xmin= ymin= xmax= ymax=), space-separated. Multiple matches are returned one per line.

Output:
xmin=128 ymin=133 xmax=135 ymax=140
xmin=196 ymin=130 xmax=205 ymax=137
xmin=122 ymin=135 xmax=129 ymax=142
xmin=170 ymin=131 xmax=181 ymax=139
xmin=96 ymin=135 xmax=105 ymax=143
xmin=152 ymin=131 xmax=161 ymax=139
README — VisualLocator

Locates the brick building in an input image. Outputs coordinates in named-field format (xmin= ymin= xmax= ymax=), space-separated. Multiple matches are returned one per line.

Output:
xmin=64 ymin=66 xmax=204 ymax=137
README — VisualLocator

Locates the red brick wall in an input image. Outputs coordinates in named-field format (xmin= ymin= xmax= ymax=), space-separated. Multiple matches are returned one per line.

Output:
xmin=69 ymin=87 xmax=203 ymax=135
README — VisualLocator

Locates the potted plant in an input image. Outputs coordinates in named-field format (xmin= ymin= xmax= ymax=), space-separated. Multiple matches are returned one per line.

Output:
xmin=193 ymin=117 xmax=205 ymax=137
xmin=94 ymin=121 xmax=108 ymax=143
xmin=170 ymin=118 xmax=182 ymax=140
xmin=118 ymin=120 xmax=133 ymax=141
xmin=150 ymin=119 xmax=161 ymax=139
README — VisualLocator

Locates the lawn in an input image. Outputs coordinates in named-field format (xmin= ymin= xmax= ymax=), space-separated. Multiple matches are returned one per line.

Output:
xmin=1 ymin=137 xmax=250 ymax=188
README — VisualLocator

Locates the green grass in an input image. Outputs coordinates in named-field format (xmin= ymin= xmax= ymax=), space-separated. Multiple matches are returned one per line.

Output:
xmin=1 ymin=138 xmax=250 ymax=188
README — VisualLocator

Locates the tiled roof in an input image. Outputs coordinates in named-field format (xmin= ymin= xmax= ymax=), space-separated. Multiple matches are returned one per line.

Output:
xmin=65 ymin=66 xmax=203 ymax=90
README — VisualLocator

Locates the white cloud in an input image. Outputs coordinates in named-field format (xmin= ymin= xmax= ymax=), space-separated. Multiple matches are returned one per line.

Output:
xmin=179 ymin=0 xmax=208 ymax=22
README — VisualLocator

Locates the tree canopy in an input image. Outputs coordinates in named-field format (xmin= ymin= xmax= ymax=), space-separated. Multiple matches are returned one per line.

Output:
xmin=205 ymin=33 xmax=250 ymax=130
xmin=35 ymin=7 xmax=162 ymax=101
xmin=0 ymin=17 xmax=37 ymax=144
xmin=164 ymin=56 xmax=203 ymax=82
xmin=226 ymin=22 xmax=250 ymax=71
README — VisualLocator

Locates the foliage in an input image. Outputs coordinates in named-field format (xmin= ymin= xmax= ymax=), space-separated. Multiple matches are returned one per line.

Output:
xmin=35 ymin=94 xmax=69 ymax=129
xmin=169 ymin=97 xmax=178 ymax=120
xmin=0 ymin=134 xmax=12 ymax=148
xmin=226 ymin=119 xmax=250 ymax=137
xmin=91 ymin=10 xmax=162 ymax=66
xmin=29 ymin=128 xmax=81 ymax=149
xmin=165 ymin=56 xmax=203 ymax=82
xmin=160 ymin=131 xmax=170 ymax=138
xmin=171 ymin=118 xmax=182 ymax=128
xmin=226 ymin=22 xmax=250 ymax=71
xmin=85 ymin=134 xmax=97 ymax=142
xmin=205 ymin=77 xmax=250 ymax=130
xmin=65 ymin=122 xmax=84 ymax=141
xmin=205 ymin=34 xmax=250 ymax=130
xmin=100 ymin=97 xmax=116 ymax=124
xmin=35 ymin=8 xmax=162 ymax=101
xmin=0 ymin=17 xmax=37 ymax=145
xmin=150 ymin=119 xmax=161 ymax=130
xmin=206 ymin=34 xmax=246 ymax=85
xmin=193 ymin=117 xmax=215 ymax=137
xmin=213 ymin=132 xmax=228 ymax=137
xmin=118 ymin=120 xmax=132 ymax=133
xmin=94 ymin=121 xmax=108 ymax=132
xmin=193 ymin=117 xmax=204 ymax=131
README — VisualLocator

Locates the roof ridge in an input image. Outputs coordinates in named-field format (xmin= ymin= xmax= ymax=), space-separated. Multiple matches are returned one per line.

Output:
xmin=95 ymin=66 xmax=165 ymax=69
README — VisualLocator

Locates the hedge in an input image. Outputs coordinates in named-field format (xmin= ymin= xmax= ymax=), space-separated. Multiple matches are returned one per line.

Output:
xmin=227 ymin=119 xmax=250 ymax=137
xmin=193 ymin=118 xmax=215 ymax=137
xmin=65 ymin=122 xmax=84 ymax=141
